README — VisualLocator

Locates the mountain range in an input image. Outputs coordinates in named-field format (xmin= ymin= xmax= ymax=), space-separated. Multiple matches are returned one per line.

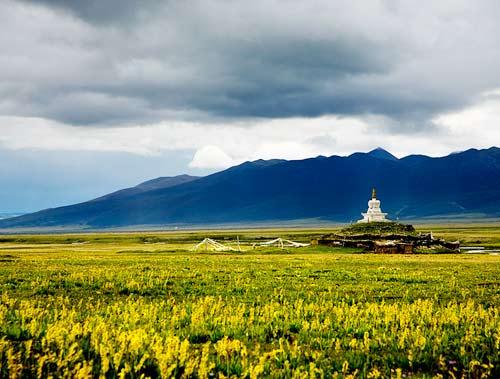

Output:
xmin=1 ymin=147 xmax=499 ymax=229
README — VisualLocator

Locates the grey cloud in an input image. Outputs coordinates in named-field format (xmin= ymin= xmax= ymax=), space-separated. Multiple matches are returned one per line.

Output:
xmin=3 ymin=0 xmax=500 ymax=129
xmin=40 ymin=91 xmax=153 ymax=125
xmin=307 ymin=135 xmax=337 ymax=149
xmin=18 ymin=0 xmax=162 ymax=25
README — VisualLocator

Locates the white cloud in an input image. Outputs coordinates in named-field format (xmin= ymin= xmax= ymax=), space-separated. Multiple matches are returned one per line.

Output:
xmin=433 ymin=93 xmax=500 ymax=148
xmin=188 ymin=145 xmax=236 ymax=169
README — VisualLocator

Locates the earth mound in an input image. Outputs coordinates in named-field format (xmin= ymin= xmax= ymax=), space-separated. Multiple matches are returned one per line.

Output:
xmin=340 ymin=222 xmax=416 ymax=236
xmin=316 ymin=222 xmax=459 ymax=254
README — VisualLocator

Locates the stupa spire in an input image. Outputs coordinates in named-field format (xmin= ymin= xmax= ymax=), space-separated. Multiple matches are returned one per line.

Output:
xmin=372 ymin=187 xmax=377 ymax=199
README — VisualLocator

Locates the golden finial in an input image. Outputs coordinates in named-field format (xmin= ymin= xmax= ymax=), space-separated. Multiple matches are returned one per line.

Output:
xmin=372 ymin=187 xmax=376 ymax=199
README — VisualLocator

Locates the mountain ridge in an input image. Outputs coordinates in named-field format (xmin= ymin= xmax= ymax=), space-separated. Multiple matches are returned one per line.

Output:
xmin=1 ymin=147 xmax=499 ymax=229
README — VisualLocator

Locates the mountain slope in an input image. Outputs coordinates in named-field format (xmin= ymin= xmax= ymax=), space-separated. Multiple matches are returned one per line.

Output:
xmin=94 ymin=175 xmax=200 ymax=201
xmin=1 ymin=148 xmax=500 ymax=228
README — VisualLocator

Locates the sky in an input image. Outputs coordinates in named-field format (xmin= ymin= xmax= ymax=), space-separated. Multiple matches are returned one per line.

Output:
xmin=1 ymin=0 xmax=500 ymax=212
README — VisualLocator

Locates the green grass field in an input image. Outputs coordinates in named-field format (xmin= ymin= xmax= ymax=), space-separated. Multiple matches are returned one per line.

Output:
xmin=0 ymin=225 xmax=499 ymax=378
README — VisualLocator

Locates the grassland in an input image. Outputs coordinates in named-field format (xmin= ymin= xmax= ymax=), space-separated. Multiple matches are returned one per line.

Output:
xmin=0 ymin=225 xmax=499 ymax=378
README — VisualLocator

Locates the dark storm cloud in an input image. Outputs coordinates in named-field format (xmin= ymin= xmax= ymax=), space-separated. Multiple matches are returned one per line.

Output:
xmin=18 ymin=0 xmax=162 ymax=25
xmin=3 ymin=0 xmax=500 ymax=128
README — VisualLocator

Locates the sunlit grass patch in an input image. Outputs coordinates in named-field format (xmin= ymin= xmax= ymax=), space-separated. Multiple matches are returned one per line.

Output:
xmin=0 ymin=226 xmax=499 ymax=377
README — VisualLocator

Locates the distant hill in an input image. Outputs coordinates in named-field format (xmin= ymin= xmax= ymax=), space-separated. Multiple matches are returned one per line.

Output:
xmin=1 ymin=147 xmax=500 ymax=229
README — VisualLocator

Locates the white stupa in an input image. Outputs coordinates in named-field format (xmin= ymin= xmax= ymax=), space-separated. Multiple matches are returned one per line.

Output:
xmin=358 ymin=188 xmax=390 ymax=223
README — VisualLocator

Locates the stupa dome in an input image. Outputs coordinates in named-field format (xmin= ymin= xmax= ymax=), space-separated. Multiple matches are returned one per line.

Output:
xmin=358 ymin=188 xmax=390 ymax=223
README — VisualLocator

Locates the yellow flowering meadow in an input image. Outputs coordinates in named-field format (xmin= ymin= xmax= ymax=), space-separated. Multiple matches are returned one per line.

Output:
xmin=0 ymin=229 xmax=499 ymax=378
